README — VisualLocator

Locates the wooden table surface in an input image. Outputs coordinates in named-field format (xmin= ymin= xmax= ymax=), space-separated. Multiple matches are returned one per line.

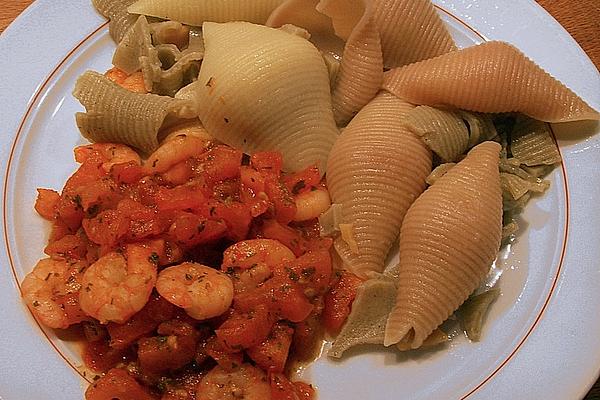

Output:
xmin=1 ymin=0 xmax=599 ymax=399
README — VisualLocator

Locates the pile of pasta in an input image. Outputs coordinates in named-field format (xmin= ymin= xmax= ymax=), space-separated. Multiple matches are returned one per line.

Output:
xmin=79 ymin=0 xmax=599 ymax=360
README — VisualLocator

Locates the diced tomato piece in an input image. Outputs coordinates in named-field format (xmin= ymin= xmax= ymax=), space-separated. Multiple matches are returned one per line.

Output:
xmin=281 ymin=164 xmax=320 ymax=195
xmin=63 ymin=158 xmax=105 ymax=194
xmin=48 ymin=218 xmax=73 ymax=243
xmin=270 ymin=373 xmax=314 ymax=400
xmin=83 ymin=339 xmax=128 ymax=373
xmin=107 ymin=294 xmax=177 ymax=350
xmin=291 ymin=300 xmax=324 ymax=363
xmin=198 ymin=336 xmax=244 ymax=372
xmin=154 ymin=185 xmax=206 ymax=212
xmin=138 ymin=320 xmax=199 ymax=374
xmin=251 ymin=151 xmax=283 ymax=176
xmin=168 ymin=212 xmax=228 ymax=247
xmin=44 ymin=234 xmax=88 ymax=260
xmin=264 ymin=177 xmax=297 ymax=224
xmin=75 ymin=178 xmax=122 ymax=213
xmin=247 ymin=323 xmax=294 ymax=373
xmin=85 ymin=368 xmax=156 ymax=400
xmin=215 ymin=305 xmax=275 ymax=351
xmin=322 ymin=271 xmax=363 ymax=334
xmin=240 ymin=166 xmax=269 ymax=217
xmin=119 ymin=71 xmax=147 ymax=93
xmin=56 ymin=193 xmax=85 ymax=231
xmin=82 ymin=209 xmax=130 ymax=247
xmin=117 ymin=199 xmax=165 ymax=241
xmin=259 ymin=219 xmax=310 ymax=257
xmin=35 ymin=188 xmax=60 ymax=220
xmin=211 ymin=179 xmax=241 ymax=201
xmin=234 ymin=275 xmax=313 ymax=323
xmin=111 ymin=161 xmax=144 ymax=184
xmin=55 ymin=291 xmax=89 ymax=326
xmin=288 ymin=249 xmax=332 ymax=295
xmin=207 ymin=201 xmax=252 ymax=242
xmin=201 ymin=145 xmax=243 ymax=183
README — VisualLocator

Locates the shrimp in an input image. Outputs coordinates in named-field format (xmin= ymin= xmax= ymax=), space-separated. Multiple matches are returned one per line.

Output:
xmin=293 ymin=188 xmax=331 ymax=222
xmin=155 ymin=262 xmax=234 ymax=320
xmin=221 ymin=239 xmax=296 ymax=271
xmin=79 ymin=243 xmax=157 ymax=324
xmin=143 ymin=121 xmax=212 ymax=175
xmin=196 ymin=364 xmax=271 ymax=400
xmin=74 ymin=143 xmax=141 ymax=172
xmin=21 ymin=258 xmax=88 ymax=329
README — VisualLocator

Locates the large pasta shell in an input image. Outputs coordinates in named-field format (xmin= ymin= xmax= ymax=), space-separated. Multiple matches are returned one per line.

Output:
xmin=384 ymin=41 xmax=600 ymax=122
xmin=128 ymin=0 xmax=283 ymax=26
xmin=196 ymin=22 xmax=338 ymax=172
xmin=384 ymin=141 xmax=502 ymax=349
xmin=327 ymin=91 xmax=432 ymax=277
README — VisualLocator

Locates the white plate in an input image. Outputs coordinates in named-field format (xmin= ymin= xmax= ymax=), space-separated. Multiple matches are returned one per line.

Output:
xmin=1 ymin=1 xmax=599 ymax=399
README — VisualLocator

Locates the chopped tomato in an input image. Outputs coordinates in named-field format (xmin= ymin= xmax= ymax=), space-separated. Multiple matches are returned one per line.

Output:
xmin=44 ymin=233 xmax=88 ymax=260
xmin=111 ymin=161 xmax=144 ymax=184
xmin=288 ymin=249 xmax=332 ymax=295
xmin=206 ymin=201 xmax=252 ymax=242
xmin=264 ymin=177 xmax=297 ymax=224
xmin=85 ymin=368 xmax=156 ymax=400
xmin=201 ymin=145 xmax=243 ymax=183
xmin=82 ymin=209 xmax=130 ymax=247
xmin=83 ymin=339 xmax=128 ymax=373
xmin=247 ymin=323 xmax=294 ymax=373
xmin=215 ymin=305 xmax=275 ymax=351
xmin=35 ymin=188 xmax=60 ymax=220
xmin=104 ymin=67 xmax=128 ymax=85
xmin=198 ymin=335 xmax=244 ymax=371
xmin=322 ymin=271 xmax=363 ymax=334
xmin=168 ymin=212 xmax=228 ymax=247
xmin=138 ymin=320 xmax=199 ymax=374
xmin=107 ymin=294 xmax=177 ymax=350
xmin=259 ymin=219 xmax=310 ymax=257
xmin=281 ymin=164 xmax=320 ymax=195
xmin=154 ymin=185 xmax=206 ymax=212
xmin=251 ymin=151 xmax=283 ymax=176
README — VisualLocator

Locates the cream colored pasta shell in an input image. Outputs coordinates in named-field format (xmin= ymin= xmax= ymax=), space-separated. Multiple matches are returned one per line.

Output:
xmin=384 ymin=141 xmax=502 ymax=349
xmin=266 ymin=0 xmax=344 ymax=54
xmin=93 ymin=0 xmax=138 ymax=43
xmin=128 ymin=0 xmax=284 ymax=26
xmin=73 ymin=71 xmax=194 ymax=154
xmin=196 ymin=22 xmax=338 ymax=172
xmin=331 ymin=10 xmax=383 ymax=126
xmin=404 ymin=106 xmax=469 ymax=162
xmin=327 ymin=91 xmax=432 ymax=277
xmin=384 ymin=41 xmax=600 ymax=123
xmin=511 ymin=117 xmax=561 ymax=166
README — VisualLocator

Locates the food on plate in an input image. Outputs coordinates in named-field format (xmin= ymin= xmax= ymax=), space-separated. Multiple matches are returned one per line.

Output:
xmin=326 ymin=92 xmax=431 ymax=277
xmin=195 ymin=21 xmax=338 ymax=173
xmin=17 ymin=0 xmax=600 ymax=398
xmin=384 ymin=141 xmax=502 ymax=349
xmin=128 ymin=0 xmax=285 ymax=26
xmin=383 ymin=41 xmax=600 ymax=122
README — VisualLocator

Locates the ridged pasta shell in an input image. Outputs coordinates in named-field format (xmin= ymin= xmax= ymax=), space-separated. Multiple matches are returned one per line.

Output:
xmin=196 ymin=22 xmax=338 ymax=172
xmin=93 ymin=0 xmax=138 ymax=43
xmin=317 ymin=0 xmax=455 ymax=68
xmin=372 ymin=0 xmax=456 ymax=68
xmin=511 ymin=117 xmax=561 ymax=166
xmin=384 ymin=41 xmax=600 ymax=123
xmin=404 ymin=106 xmax=469 ymax=162
xmin=327 ymin=91 xmax=432 ymax=277
xmin=128 ymin=0 xmax=284 ymax=26
xmin=331 ymin=10 xmax=382 ymax=126
xmin=73 ymin=71 xmax=195 ymax=154
xmin=384 ymin=141 xmax=502 ymax=349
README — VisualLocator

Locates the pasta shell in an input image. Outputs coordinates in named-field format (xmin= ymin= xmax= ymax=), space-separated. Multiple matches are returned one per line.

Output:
xmin=266 ymin=0 xmax=345 ymax=54
xmin=331 ymin=9 xmax=383 ymax=126
xmin=384 ymin=141 xmax=502 ymax=349
xmin=327 ymin=91 xmax=432 ymax=277
xmin=384 ymin=41 xmax=600 ymax=122
xmin=128 ymin=0 xmax=284 ymax=26
xmin=371 ymin=0 xmax=456 ymax=68
xmin=404 ymin=106 xmax=469 ymax=162
xmin=73 ymin=71 xmax=195 ymax=154
xmin=195 ymin=22 xmax=338 ymax=172
xmin=93 ymin=0 xmax=138 ymax=43
xmin=511 ymin=117 xmax=561 ymax=166
xmin=317 ymin=0 xmax=455 ymax=68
